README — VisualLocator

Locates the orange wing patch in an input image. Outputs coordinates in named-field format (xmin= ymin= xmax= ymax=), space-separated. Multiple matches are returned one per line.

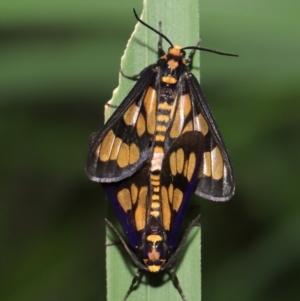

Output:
xmin=134 ymin=186 xmax=148 ymax=231
xmin=194 ymin=113 xmax=209 ymax=136
xmin=98 ymin=130 xmax=115 ymax=162
xmin=117 ymin=188 xmax=132 ymax=212
xmin=211 ymin=146 xmax=224 ymax=180
xmin=170 ymin=94 xmax=192 ymax=138
xmin=199 ymin=147 xmax=224 ymax=180
xmin=161 ymin=185 xmax=171 ymax=231
xmin=97 ymin=129 xmax=140 ymax=168
xmin=143 ymin=87 xmax=157 ymax=135
xmin=123 ymin=103 xmax=140 ymax=126
xmin=137 ymin=114 xmax=146 ymax=137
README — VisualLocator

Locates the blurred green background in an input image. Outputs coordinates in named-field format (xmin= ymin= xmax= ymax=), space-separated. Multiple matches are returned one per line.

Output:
xmin=1 ymin=1 xmax=299 ymax=301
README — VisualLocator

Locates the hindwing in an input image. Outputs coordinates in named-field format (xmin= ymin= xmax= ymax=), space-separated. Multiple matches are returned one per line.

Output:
xmin=103 ymin=162 xmax=150 ymax=248
xmin=159 ymin=131 xmax=204 ymax=249
xmin=103 ymin=130 xmax=204 ymax=250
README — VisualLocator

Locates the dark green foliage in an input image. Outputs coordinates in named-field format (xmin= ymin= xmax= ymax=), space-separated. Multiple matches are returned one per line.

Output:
xmin=1 ymin=1 xmax=300 ymax=301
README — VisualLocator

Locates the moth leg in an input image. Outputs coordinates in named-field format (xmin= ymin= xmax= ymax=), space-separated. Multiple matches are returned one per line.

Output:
xmin=105 ymin=241 xmax=121 ymax=247
xmin=105 ymin=68 xmax=141 ymax=109
xmin=105 ymin=218 xmax=146 ymax=269
xmin=120 ymin=70 xmax=140 ymax=80
xmin=164 ymin=214 xmax=201 ymax=270
xmin=120 ymin=65 xmax=151 ymax=81
xmin=158 ymin=21 xmax=165 ymax=56
xmin=105 ymin=101 xmax=119 ymax=108
xmin=186 ymin=38 xmax=202 ymax=64
xmin=168 ymin=267 xmax=187 ymax=301
xmin=122 ymin=269 xmax=142 ymax=301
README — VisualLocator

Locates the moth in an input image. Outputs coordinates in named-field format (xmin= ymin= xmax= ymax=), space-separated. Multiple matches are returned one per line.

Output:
xmin=86 ymin=9 xmax=237 ymax=301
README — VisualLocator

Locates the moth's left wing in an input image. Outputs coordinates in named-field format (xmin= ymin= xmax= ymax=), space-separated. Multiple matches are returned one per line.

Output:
xmin=86 ymin=66 xmax=157 ymax=183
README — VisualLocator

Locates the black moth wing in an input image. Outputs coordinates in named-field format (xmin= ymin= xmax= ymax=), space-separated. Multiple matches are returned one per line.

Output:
xmin=102 ymin=162 xmax=150 ymax=248
xmin=187 ymin=72 xmax=235 ymax=201
xmin=159 ymin=131 xmax=205 ymax=250
xmin=102 ymin=131 xmax=204 ymax=252
xmin=85 ymin=65 xmax=158 ymax=183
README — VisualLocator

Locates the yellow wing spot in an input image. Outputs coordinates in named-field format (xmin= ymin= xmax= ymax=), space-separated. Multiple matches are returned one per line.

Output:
xmin=168 ymin=183 xmax=174 ymax=204
xmin=194 ymin=114 xmax=209 ymax=136
xmin=129 ymin=143 xmax=140 ymax=165
xmin=123 ymin=103 xmax=139 ymax=125
xmin=173 ymin=188 xmax=183 ymax=212
xmin=183 ymin=160 xmax=188 ymax=177
xmin=170 ymin=109 xmax=183 ymax=138
xmin=137 ymin=114 xmax=146 ymax=137
xmin=161 ymin=186 xmax=168 ymax=203
xmin=169 ymin=151 xmax=177 ymax=176
xmin=139 ymin=186 xmax=148 ymax=203
xmin=202 ymin=151 xmax=212 ymax=177
xmin=134 ymin=186 xmax=148 ymax=231
xmin=130 ymin=183 xmax=138 ymax=205
xmin=169 ymin=94 xmax=178 ymax=122
xmin=110 ymin=137 xmax=122 ymax=160
xmin=144 ymin=87 xmax=157 ymax=135
xmin=186 ymin=152 xmax=196 ymax=181
xmin=99 ymin=130 xmax=115 ymax=162
xmin=181 ymin=94 xmax=192 ymax=117
xmin=182 ymin=120 xmax=193 ymax=133
xmin=176 ymin=148 xmax=184 ymax=174
xmin=117 ymin=189 xmax=132 ymax=212
xmin=211 ymin=146 xmax=224 ymax=180
xmin=170 ymin=97 xmax=188 ymax=138
xmin=147 ymin=234 xmax=162 ymax=243
xmin=117 ymin=143 xmax=129 ymax=168
xmin=170 ymin=94 xmax=191 ymax=138
xmin=161 ymin=186 xmax=171 ymax=231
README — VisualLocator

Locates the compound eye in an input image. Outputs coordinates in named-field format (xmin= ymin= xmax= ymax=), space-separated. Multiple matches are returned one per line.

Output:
xmin=181 ymin=50 xmax=186 ymax=57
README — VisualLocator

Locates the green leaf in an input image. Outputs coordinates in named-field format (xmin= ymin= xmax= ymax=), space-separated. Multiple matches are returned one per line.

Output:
xmin=106 ymin=0 xmax=201 ymax=300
